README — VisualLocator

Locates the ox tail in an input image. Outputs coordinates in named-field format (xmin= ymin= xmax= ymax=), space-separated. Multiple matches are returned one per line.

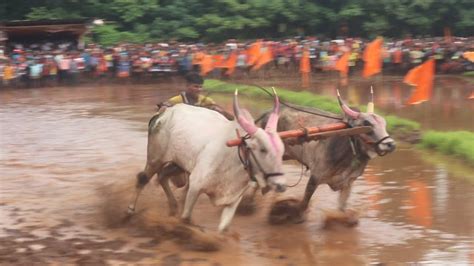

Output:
xmin=127 ymin=170 xmax=153 ymax=215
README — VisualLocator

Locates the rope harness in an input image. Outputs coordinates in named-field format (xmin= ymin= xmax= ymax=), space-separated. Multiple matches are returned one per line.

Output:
xmin=354 ymin=130 xmax=392 ymax=157
xmin=237 ymin=134 xmax=284 ymax=184
xmin=372 ymin=136 xmax=392 ymax=156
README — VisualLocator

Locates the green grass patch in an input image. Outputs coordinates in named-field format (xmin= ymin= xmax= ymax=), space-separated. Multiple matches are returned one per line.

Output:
xmin=420 ymin=131 xmax=474 ymax=166
xmin=462 ymin=71 xmax=474 ymax=77
xmin=205 ymin=79 xmax=420 ymax=132
xmin=385 ymin=115 xmax=420 ymax=133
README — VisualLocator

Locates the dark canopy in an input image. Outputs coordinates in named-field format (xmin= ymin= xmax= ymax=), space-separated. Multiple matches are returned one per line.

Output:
xmin=0 ymin=19 xmax=90 ymax=50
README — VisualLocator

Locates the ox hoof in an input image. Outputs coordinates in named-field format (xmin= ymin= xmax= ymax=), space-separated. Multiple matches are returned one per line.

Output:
xmin=181 ymin=217 xmax=192 ymax=225
xmin=268 ymin=199 xmax=306 ymax=225
xmin=127 ymin=205 xmax=135 ymax=215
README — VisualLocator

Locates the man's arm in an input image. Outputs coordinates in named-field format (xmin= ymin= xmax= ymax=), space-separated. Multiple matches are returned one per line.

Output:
xmin=208 ymin=104 xmax=235 ymax=120
xmin=199 ymin=95 xmax=234 ymax=120
xmin=157 ymin=95 xmax=182 ymax=111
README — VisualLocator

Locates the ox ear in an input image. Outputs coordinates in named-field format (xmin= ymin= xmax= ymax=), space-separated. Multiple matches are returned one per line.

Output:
xmin=264 ymin=87 xmax=280 ymax=132
xmin=337 ymin=89 xmax=360 ymax=119
xmin=234 ymin=89 xmax=258 ymax=135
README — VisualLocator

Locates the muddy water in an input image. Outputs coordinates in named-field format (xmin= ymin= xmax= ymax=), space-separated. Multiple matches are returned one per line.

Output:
xmin=1 ymin=82 xmax=473 ymax=265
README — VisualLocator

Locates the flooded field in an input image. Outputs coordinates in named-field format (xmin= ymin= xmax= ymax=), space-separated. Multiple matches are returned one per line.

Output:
xmin=1 ymin=78 xmax=473 ymax=265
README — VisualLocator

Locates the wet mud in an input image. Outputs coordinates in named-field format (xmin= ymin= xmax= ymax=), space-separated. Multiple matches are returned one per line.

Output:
xmin=1 ymin=80 xmax=473 ymax=265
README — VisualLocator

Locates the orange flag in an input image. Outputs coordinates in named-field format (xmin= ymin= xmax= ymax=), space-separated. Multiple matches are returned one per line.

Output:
xmin=251 ymin=47 xmax=273 ymax=70
xmin=225 ymin=52 xmax=238 ymax=75
xmin=404 ymin=59 xmax=435 ymax=105
xmin=463 ymin=52 xmax=474 ymax=63
xmin=247 ymin=40 xmax=262 ymax=66
xmin=335 ymin=51 xmax=350 ymax=86
xmin=212 ymin=54 xmax=226 ymax=68
xmin=362 ymin=37 xmax=383 ymax=78
xmin=192 ymin=51 xmax=205 ymax=65
xmin=299 ymin=50 xmax=311 ymax=73
xmin=300 ymin=50 xmax=311 ymax=87
xmin=335 ymin=52 xmax=350 ymax=76
xmin=200 ymin=54 xmax=214 ymax=76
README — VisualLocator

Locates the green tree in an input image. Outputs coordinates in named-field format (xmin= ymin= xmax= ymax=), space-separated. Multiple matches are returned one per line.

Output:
xmin=1 ymin=0 xmax=472 ymax=43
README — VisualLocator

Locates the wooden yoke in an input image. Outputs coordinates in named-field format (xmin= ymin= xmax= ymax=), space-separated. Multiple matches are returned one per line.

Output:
xmin=226 ymin=122 xmax=372 ymax=147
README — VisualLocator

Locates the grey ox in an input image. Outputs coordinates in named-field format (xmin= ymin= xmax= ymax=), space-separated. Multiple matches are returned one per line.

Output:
xmin=260 ymin=91 xmax=396 ymax=221
xmin=128 ymin=89 xmax=286 ymax=232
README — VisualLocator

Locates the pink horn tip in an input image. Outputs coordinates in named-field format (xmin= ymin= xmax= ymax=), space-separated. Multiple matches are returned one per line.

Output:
xmin=337 ymin=89 xmax=360 ymax=119
xmin=265 ymin=87 xmax=280 ymax=132
xmin=233 ymin=89 xmax=258 ymax=135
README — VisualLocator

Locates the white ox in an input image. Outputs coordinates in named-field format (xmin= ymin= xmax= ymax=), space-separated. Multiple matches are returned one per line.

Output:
xmin=128 ymin=90 xmax=285 ymax=232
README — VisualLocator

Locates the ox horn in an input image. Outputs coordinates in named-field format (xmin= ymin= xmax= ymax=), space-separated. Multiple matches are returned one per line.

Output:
xmin=367 ymin=86 xmax=374 ymax=113
xmin=337 ymin=89 xmax=360 ymax=119
xmin=233 ymin=89 xmax=258 ymax=135
xmin=265 ymin=87 xmax=280 ymax=132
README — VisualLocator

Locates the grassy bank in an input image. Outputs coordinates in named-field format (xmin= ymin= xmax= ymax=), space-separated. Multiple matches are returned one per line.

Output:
xmin=462 ymin=71 xmax=474 ymax=77
xmin=205 ymin=79 xmax=474 ymax=165
xmin=420 ymin=131 xmax=474 ymax=166
xmin=205 ymin=79 xmax=420 ymax=133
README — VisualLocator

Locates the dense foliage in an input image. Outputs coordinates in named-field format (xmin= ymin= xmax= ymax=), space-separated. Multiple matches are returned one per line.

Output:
xmin=1 ymin=0 xmax=473 ymax=43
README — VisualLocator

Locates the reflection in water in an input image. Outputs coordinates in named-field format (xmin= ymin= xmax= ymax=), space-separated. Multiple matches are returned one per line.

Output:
xmin=0 ymin=82 xmax=473 ymax=265
xmin=407 ymin=181 xmax=433 ymax=228
xmin=434 ymin=166 xmax=449 ymax=218
xmin=363 ymin=170 xmax=382 ymax=213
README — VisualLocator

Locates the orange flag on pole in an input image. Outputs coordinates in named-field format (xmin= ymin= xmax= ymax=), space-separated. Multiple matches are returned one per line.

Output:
xmin=362 ymin=37 xmax=383 ymax=78
xmin=212 ymin=54 xmax=226 ymax=68
xmin=300 ymin=50 xmax=311 ymax=87
xmin=225 ymin=52 xmax=238 ymax=75
xmin=463 ymin=51 xmax=474 ymax=63
xmin=335 ymin=51 xmax=350 ymax=86
xmin=299 ymin=50 xmax=311 ymax=73
xmin=200 ymin=54 xmax=214 ymax=76
xmin=247 ymin=40 xmax=262 ymax=66
xmin=251 ymin=47 xmax=273 ymax=70
xmin=192 ymin=51 xmax=205 ymax=66
xmin=404 ymin=59 xmax=435 ymax=105
xmin=335 ymin=51 xmax=350 ymax=76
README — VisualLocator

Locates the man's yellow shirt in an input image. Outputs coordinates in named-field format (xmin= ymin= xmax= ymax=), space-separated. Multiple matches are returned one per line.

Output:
xmin=167 ymin=94 xmax=216 ymax=107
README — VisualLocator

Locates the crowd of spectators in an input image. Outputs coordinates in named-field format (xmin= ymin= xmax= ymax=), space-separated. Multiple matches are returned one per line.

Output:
xmin=0 ymin=36 xmax=472 ymax=88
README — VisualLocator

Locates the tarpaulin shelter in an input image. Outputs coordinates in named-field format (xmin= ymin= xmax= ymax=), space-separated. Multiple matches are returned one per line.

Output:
xmin=0 ymin=19 xmax=90 ymax=52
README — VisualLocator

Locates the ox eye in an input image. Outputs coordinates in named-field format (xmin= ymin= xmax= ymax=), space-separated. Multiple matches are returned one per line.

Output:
xmin=260 ymin=148 xmax=268 ymax=154
xmin=363 ymin=121 xmax=372 ymax=127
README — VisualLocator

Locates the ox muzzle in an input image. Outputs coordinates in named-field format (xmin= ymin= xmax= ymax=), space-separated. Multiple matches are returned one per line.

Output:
xmin=373 ymin=136 xmax=396 ymax=156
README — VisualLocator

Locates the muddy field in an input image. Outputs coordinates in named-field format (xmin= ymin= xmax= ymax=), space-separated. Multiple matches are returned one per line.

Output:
xmin=1 ymin=79 xmax=473 ymax=265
